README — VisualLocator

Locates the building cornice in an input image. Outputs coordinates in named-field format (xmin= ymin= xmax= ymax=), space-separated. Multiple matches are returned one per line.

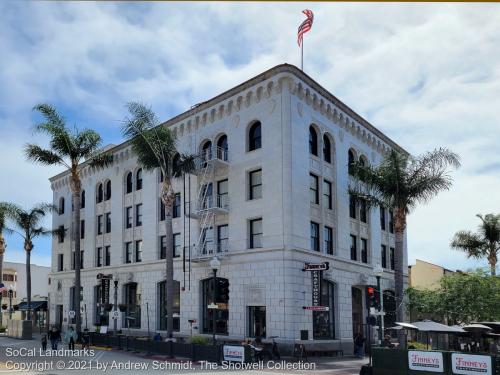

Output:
xmin=50 ymin=63 xmax=407 ymax=189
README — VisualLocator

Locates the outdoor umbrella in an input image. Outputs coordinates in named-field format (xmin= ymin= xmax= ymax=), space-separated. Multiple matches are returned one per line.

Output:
xmin=463 ymin=324 xmax=493 ymax=333
xmin=410 ymin=320 xmax=465 ymax=350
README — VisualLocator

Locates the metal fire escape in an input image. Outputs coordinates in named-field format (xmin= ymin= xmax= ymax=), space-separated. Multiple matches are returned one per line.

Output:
xmin=187 ymin=145 xmax=230 ymax=261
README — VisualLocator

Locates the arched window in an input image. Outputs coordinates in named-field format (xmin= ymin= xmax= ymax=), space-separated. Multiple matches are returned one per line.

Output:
xmin=81 ymin=190 xmax=86 ymax=209
xmin=136 ymin=169 xmax=143 ymax=191
xmin=105 ymin=180 xmax=111 ymax=201
xmin=309 ymin=126 xmax=318 ymax=156
xmin=348 ymin=149 xmax=356 ymax=176
xmin=126 ymin=172 xmax=133 ymax=194
xmin=323 ymin=134 xmax=332 ymax=164
xmin=248 ymin=121 xmax=262 ymax=151
xmin=202 ymin=277 xmax=229 ymax=335
xmin=96 ymin=183 xmax=103 ymax=203
xmin=313 ymin=280 xmax=336 ymax=339
xmin=58 ymin=197 xmax=65 ymax=215
xmin=201 ymin=141 xmax=212 ymax=165
xmin=158 ymin=280 xmax=180 ymax=331
xmin=217 ymin=135 xmax=228 ymax=161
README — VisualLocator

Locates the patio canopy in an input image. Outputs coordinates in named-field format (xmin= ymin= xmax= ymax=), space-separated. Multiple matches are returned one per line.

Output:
xmin=476 ymin=322 xmax=500 ymax=334
xmin=395 ymin=322 xmax=419 ymax=330
xmin=16 ymin=301 xmax=47 ymax=311
xmin=410 ymin=320 xmax=466 ymax=333
xmin=463 ymin=324 xmax=493 ymax=332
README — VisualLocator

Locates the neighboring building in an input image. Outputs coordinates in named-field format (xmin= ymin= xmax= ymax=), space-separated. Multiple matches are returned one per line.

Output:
xmin=48 ymin=64 xmax=408 ymax=352
xmin=409 ymin=259 xmax=455 ymax=291
xmin=1 ymin=262 xmax=50 ymax=323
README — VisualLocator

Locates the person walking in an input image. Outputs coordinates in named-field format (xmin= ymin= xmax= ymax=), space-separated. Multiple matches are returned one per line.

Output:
xmin=81 ymin=328 xmax=90 ymax=350
xmin=354 ymin=332 xmax=365 ymax=358
xmin=49 ymin=326 xmax=61 ymax=350
xmin=41 ymin=334 xmax=48 ymax=351
xmin=64 ymin=326 xmax=78 ymax=350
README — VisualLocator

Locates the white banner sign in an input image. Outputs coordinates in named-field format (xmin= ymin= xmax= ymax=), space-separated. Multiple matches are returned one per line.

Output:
xmin=223 ymin=345 xmax=245 ymax=363
xmin=408 ymin=351 xmax=444 ymax=372
xmin=451 ymin=353 xmax=492 ymax=375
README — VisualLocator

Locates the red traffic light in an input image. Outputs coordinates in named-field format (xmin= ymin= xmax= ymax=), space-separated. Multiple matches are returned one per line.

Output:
xmin=367 ymin=287 xmax=375 ymax=296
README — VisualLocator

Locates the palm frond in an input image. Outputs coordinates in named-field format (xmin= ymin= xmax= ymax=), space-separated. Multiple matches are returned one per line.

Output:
xmin=88 ymin=152 xmax=113 ymax=170
xmin=33 ymin=103 xmax=65 ymax=129
xmin=24 ymin=144 xmax=67 ymax=168
xmin=173 ymin=154 xmax=197 ymax=178
xmin=75 ymin=129 xmax=103 ymax=159
xmin=450 ymin=230 xmax=486 ymax=258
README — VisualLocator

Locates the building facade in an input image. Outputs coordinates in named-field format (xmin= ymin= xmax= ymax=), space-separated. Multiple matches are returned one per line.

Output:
xmin=48 ymin=64 xmax=407 ymax=352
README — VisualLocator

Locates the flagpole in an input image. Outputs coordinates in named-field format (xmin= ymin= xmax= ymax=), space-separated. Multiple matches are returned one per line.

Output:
xmin=301 ymin=39 xmax=304 ymax=71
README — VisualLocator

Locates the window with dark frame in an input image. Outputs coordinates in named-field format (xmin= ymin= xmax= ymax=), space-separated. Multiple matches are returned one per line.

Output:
xmin=361 ymin=238 xmax=368 ymax=263
xmin=81 ymin=190 xmax=86 ymax=208
xmin=310 ymin=174 xmax=319 ymax=204
xmin=323 ymin=180 xmax=332 ymax=210
xmin=58 ymin=197 xmax=65 ymax=215
xmin=348 ymin=149 xmax=356 ymax=176
xmin=249 ymin=169 xmax=262 ymax=200
xmin=173 ymin=193 xmax=181 ymax=218
xmin=310 ymin=222 xmax=320 ymax=251
xmin=105 ymin=212 xmax=111 ymax=233
xmin=135 ymin=240 xmax=142 ymax=262
xmin=125 ymin=242 xmax=132 ymax=264
xmin=323 ymin=134 xmax=332 ymax=163
xmin=136 ymin=169 xmax=143 ymax=190
xmin=159 ymin=199 xmax=165 ymax=221
xmin=96 ymin=247 xmax=103 ymax=267
xmin=135 ymin=204 xmax=142 ymax=226
xmin=381 ymin=245 xmax=387 ymax=268
xmin=380 ymin=207 xmax=386 ymax=231
xmin=173 ymin=233 xmax=181 ymax=258
xmin=389 ymin=210 xmax=394 ymax=233
xmin=105 ymin=246 xmax=111 ymax=266
xmin=350 ymin=234 xmax=357 ymax=261
xmin=360 ymin=199 xmax=368 ymax=223
xmin=105 ymin=180 xmax=111 ymax=200
xmin=249 ymin=218 xmax=262 ymax=249
xmin=390 ymin=247 xmax=395 ymax=270
xmin=58 ymin=225 xmax=65 ymax=243
xmin=126 ymin=206 xmax=133 ymax=228
xmin=218 ymin=179 xmax=229 ymax=209
xmin=80 ymin=220 xmax=85 ymax=239
xmin=57 ymin=254 xmax=64 ymax=271
xmin=324 ymin=226 xmax=333 ymax=255
xmin=126 ymin=172 xmax=133 ymax=194
xmin=248 ymin=121 xmax=262 ymax=151
xmin=96 ymin=183 xmax=103 ymax=203
xmin=97 ymin=215 xmax=103 ymax=235
xmin=159 ymin=236 xmax=166 ymax=259
xmin=309 ymin=126 xmax=318 ymax=156
xmin=349 ymin=195 xmax=357 ymax=219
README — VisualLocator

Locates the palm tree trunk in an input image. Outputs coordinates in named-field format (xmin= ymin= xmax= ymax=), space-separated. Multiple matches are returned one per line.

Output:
xmin=25 ymin=243 xmax=32 ymax=321
xmin=394 ymin=209 xmax=407 ymax=347
xmin=490 ymin=260 xmax=496 ymax=276
xmin=70 ymin=176 xmax=82 ymax=334
xmin=0 ymin=237 xmax=5 ymax=326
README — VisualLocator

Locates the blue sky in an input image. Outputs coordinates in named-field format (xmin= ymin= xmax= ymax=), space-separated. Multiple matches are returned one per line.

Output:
xmin=1 ymin=2 xmax=500 ymax=272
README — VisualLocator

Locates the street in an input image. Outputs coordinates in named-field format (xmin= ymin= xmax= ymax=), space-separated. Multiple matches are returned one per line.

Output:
xmin=0 ymin=335 xmax=367 ymax=375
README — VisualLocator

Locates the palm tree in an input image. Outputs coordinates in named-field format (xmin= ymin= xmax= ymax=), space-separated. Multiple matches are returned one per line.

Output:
xmin=122 ymin=102 xmax=196 ymax=338
xmin=2 ymin=203 xmax=54 ymax=321
xmin=25 ymin=104 xmax=112 ymax=333
xmin=350 ymin=148 xmax=460 ymax=326
xmin=451 ymin=214 xmax=500 ymax=276
xmin=0 ymin=203 xmax=10 ymax=326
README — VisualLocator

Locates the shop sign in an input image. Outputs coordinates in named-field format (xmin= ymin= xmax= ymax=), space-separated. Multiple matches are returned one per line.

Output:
xmin=303 ymin=306 xmax=329 ymax=311
xmin=451 ymin=353 xmax=492 ymax=375
xmin=101 ymin=278 xmax=110 ymax=305
xmin=311 ymin=270 xmax=322 ymax=306
xmin=408 ymin=350 xmax=444 ymax=372
xmin=303 ymin=262 xmax=329 ymax=271
xmin=223 ymin=345 xmax=245 ymax=363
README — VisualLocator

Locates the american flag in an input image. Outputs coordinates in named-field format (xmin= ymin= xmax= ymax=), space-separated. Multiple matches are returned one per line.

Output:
xmin=297 ymin=9 xmax=314 ymax=47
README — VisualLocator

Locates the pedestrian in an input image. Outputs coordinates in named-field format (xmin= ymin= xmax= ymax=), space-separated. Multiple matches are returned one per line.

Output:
xmin=153 ymin=332 xmax=162 ymax=342
xmin=41 ymin=334 xmax=48 ymax=351
xmin=48 ymin=326 xmax=61 ymax=350
xmin=64 ymin=326 xmax=78 ymax=350
xmin=81 ymin=329 xmax=90 ymax=350
xmin=354 ymin=332 xmax=365 ymax=358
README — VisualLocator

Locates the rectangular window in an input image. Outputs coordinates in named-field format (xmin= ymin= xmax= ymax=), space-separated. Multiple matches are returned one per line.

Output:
xmin=135 ymin=240 xmax=142 ymax=262
xmin=249 ymin=169 xmax=262 ymax=200
xmin=390 ymin=247 xmax=395 ymax=270
xmin=81 ymin=250 xmax=84 ymax=269
xmin=97 ymin=215 xmax=103 ymax=235
xmin=58 ymin=225 xmax=64 ymax=243
xmin=159 ymin=236 xmax=166 ymax=259
xmin=218 ymin=179 xmax=229 ymax=209
xmin=389 ymin=210 xmax=394 ymax=234
xmin=381 ymin=245 xmax=387 ymax=268
xmin=57 ymin=254 xmax=64 ymax=271
xmin=361 ymin=238 xmax=368 ymax=263
xmin=80 ymin=220 xmax=85 ymax=239
xmin=217 ymin=224 xmax=228 ymax=253
xmin=125 ymin=242 xmax=132 ymax=264
xmin=323 ymin=180 xmax=332 ymax=209
xmin=96 ymin=247 xmax=103 ymax=267
xmin=310 ymin=174 xmax=319 ymax=204
xmin=349 ymin=195 xmax=356 ymax=219
xmin=249 ymin=218 xmax=263 ymax=249
xmin=202 ymin=227 xmax=214 ymax=254
xmin=105 ymin=212 xmax=111 ymax=233
xmin=173 ymin=233 xmax=181 ymax=258
xmin=324 ymin=226 xmax=333 ymax=255
xmin=360 ymin=200 xmax=367 ymax=223
xmin=173 ymin=193 xmax=181 ymax=218
xmin=105 ymin=246 xmax=111 ymax=266
xmin=126 ymin=207 xmax=133 ymax=228
xmin=159 ymin=199 xmax=165 ymax=221
xmin=135 ymin=204 xmax=142 ymax=226
xmin=72 ymin=251 xmax=84 ymax=270
xmin=380 ymin=207 xmax=386 ymax=231
xmin=350 ymin=234 xmax=357 ymax=261
xmin=310 ymin=222 xmax=320 ymax=251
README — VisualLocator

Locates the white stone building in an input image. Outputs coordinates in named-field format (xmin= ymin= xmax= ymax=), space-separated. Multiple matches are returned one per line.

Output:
xmin=48 ymin=64 xmax=407 ymax=352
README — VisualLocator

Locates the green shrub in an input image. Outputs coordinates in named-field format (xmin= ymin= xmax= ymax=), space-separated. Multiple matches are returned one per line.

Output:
xmin=0 ymin=326 xmax=6 ymax=333
xmin=189 ymin=335 xmax=209 ymax=345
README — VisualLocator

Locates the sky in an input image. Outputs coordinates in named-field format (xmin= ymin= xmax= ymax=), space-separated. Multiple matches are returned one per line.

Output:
xmin=1 ymin=2 xmax=499 ymax=272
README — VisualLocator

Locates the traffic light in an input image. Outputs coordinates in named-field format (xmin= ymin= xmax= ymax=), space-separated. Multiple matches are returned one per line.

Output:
xmin=218 ymin=278 xmax=230 ymax=304
xmin=367 ymin=286 xmax=375 ymax=308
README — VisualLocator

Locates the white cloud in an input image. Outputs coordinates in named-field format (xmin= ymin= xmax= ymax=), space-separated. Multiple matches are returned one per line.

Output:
xmin=1 ymin=2 xmax=500 ymax=271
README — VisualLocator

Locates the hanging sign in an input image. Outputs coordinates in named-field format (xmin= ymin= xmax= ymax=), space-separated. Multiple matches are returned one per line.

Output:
xmin=451 ymin=353 xmax=492 ymax=375
xmin=408 ymin=351 xmax=444 ymax=372
xmin=101 ymin=278 xmax=110 ymax=305
xmin=311 ymin=270 xmax=322 ymax=307
xmin=303 ymin=262 xmax=329 ymax=271
xmin=303 ymin=306 xmax=329 ymax=311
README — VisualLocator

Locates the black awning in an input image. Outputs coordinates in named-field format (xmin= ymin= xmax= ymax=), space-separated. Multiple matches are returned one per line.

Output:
xmin=17 ymin=301 xmax=47 ymax=311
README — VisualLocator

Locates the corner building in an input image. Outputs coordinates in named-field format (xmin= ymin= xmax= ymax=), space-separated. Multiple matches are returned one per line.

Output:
xmin=49 ymin=64 xmax=408 ymax=353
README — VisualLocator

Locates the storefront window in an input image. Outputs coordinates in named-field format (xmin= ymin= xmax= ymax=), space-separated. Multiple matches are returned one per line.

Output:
xmin=248 ymin=306 xmax=266 ymax=338
xmin=94 ymin=285 xmax=109 ymax=326
xmin=122 ymin=282 xmax=141 ymax=329
xmin=313 ymin=280 xmax=335 ymax=339
xmin=158 ymin=280 xmax=180 ymax=331
xmin=202 ymin=277 xmax=228 ymax=335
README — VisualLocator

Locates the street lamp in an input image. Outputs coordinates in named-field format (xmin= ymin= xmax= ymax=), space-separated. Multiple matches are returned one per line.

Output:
xmin=209 ymin=257 xmax=221 ymax=346
xmin=373 ymin=264 xmax=384 ymax=344
xmin=8 ymin=287 xmax=13 ymax=320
